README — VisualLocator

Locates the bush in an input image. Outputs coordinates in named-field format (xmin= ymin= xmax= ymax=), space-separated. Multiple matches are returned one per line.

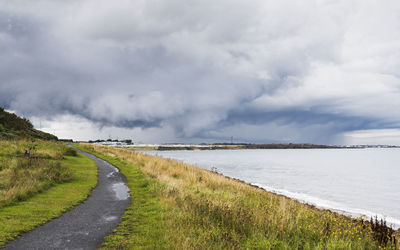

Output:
xmin=63 ymin=147 xmax=77 ymax=157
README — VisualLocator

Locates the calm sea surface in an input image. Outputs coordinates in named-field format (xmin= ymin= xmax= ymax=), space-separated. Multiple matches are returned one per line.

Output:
xmin=145 ymin=148 xmax=400 ymax=228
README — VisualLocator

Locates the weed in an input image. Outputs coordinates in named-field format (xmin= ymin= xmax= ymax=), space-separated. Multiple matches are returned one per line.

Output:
xmin=370 ymin=216 xmax=397 ymax=247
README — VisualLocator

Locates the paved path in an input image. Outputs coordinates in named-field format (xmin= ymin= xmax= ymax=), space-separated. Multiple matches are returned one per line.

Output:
xmin=4 ymin=147 xmax=130 ymax=250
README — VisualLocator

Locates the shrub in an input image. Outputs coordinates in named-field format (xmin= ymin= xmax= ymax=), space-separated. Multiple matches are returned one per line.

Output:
xmin=63 ymin=147 xmax=77 ymax=157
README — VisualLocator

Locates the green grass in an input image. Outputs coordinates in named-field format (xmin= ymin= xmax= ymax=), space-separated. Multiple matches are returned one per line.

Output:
xmin=77 ymin=143 xmax=399 ymax=249
xmin=0 ymin=142 xmax=97 ymax=247
xmin=0 ymin=140 xmax=75 ymax=207
xmin=74 ymin=143 xmax=170 ymax=249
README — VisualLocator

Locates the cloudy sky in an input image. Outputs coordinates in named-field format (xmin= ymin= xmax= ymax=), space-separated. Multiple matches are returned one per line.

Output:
xmin=1 ymin=0 xmax=400 ymax=144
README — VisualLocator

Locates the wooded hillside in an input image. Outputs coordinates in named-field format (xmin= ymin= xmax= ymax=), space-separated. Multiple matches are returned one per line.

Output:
xmin=0 ymin=107 xmax=57 ymax=140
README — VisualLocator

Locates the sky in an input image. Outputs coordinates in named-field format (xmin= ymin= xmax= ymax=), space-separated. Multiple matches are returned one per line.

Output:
xmin=1 ymin=0 xmax=400 ymax=145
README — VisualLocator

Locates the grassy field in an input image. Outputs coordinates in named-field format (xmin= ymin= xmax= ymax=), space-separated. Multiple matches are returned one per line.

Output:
xmin=76 ymin=143 xmax=398 ymax=249
xmin=0 ymin=140 xmax=97 ymax=247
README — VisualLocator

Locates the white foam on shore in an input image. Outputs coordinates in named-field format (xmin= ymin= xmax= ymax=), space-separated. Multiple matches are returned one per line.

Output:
xmin=252 ymin=182 xmax=400 ymax=229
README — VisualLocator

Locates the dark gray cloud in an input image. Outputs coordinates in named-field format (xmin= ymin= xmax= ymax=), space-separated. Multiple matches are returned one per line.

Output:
xmin=1 ymin=0 xmax=400 ymax=143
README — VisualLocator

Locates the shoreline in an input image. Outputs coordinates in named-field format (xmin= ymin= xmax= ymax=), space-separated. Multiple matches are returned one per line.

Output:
xmin=236 ymin=177 xmax=400 ymax=230
xmin=88 ymin=141 xmax=400 ymax=150
xmin=145 ymin=151 xmax=400 ymax=245
xmin=143 ymin=150 xmax=400 ymax=232
xmin=144 ymin=151 xmax=400 ymax=231
xmin=201 ymin=167 xmax=400 ymax=244
xmin=255 ymin=182 xmax=400 ymax=229
xmin=78 ymin=143 xmax=399 ymax=248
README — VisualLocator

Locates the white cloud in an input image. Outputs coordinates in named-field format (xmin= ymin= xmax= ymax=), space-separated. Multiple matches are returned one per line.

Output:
xmin=341 ymin=129 xmax=400 ymax=145
xmin=1 ymin=0 xmax=400 ymax=144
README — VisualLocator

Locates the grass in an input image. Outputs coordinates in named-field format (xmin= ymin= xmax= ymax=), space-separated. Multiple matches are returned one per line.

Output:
xmin=74 ymin=143 xmax=169 ymax=249
xmin=0 ymin=140 xmax=71 ymax=207
xmin=0 ymin=140 xmax=97 ymax=247
xmin=117 ymin=146 xmax=160 ymax=151
xmin=76 ymin=143 xmax=399 ymax=249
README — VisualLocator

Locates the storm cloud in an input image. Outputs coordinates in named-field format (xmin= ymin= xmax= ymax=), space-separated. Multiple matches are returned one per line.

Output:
xmin=1 ymin=0 xmax=400 ymax=143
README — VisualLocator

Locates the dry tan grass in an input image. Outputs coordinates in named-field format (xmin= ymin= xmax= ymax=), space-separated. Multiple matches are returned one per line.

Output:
xmin=81 ymin=143 xmax=395 ymax=249
xmin=0 ymin=140 xmax=73 ymax=207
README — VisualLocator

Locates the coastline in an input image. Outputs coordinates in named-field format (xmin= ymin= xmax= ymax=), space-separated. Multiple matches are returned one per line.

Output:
xmin=142 ymin=148 xmax=400 ymax=231
xmin=226 ymin=176 xmax=400 ymax=230
xmin=143 ymin=150 xmax=400 ymax=246
xmin=251 ymin=182 xmax=400 ymax=230
xmin=79 ymin=143 xmax=399 ymax=248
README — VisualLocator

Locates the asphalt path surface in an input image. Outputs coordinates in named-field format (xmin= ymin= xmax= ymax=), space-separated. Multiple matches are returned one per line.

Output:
xmin=4 ymin=147 xmax=130 ymax=250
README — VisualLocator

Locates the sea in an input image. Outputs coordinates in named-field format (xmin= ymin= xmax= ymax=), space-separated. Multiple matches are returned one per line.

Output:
xmin=145 ymin=148 xmax=400 ymax=229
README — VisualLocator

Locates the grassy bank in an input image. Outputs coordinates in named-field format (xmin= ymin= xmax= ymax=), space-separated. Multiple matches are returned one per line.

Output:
xmin=0 ymin=140 xmax=97 ymax=247
xmin=77 ymin=143 xmax=398 ymax=249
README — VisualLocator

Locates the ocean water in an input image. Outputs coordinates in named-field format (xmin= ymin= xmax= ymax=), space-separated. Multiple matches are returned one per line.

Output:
xmin=145 ymin=148 xmax=400 ymax=229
